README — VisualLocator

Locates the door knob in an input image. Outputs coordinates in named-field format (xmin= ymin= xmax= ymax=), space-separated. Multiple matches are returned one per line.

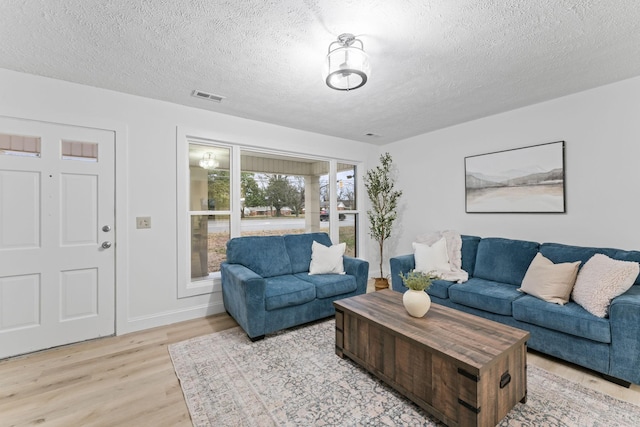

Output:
xmin=101 ymin=241 xmax=112 ymax=249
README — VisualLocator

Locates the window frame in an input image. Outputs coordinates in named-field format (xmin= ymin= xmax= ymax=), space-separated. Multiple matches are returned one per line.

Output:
xmin=177 ymin=134 xmax=235 ymax=298
xmin=177 ymin=127 xmax=363 ymax=299
xmin=335 ymin=163 xmax=359 ymax=257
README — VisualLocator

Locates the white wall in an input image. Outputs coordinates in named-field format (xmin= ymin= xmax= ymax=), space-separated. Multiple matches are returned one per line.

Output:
xmin=5 ymin=67 xmax=638 ymax=334
xmin=0 ymin=69 xmax=377 ymax=334
xmin=383 ymin=76 xmax=640 ymax=259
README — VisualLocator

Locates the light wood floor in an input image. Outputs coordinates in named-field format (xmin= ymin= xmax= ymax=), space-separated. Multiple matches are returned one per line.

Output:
xmin=0 ymin=313 xmax=237 ymax=427
xmin=1 ymin=312 xmax=639 ymax=426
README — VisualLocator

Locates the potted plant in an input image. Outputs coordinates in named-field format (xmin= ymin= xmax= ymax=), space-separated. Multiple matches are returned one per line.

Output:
xmin=399 ymin=270 xmax=437 ymax=292
xmin=399 ymin=270 xmax=438 ymax=317
xmin=364 ymin=152 xmax=403 ymax=291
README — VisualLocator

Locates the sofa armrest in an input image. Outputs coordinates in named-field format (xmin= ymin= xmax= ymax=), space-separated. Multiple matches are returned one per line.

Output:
xmin=343 ymin=256 xmax=370 ymax=295
xmin=608 ymin=286 xmax=640 ymax=384
xmin=390 ymin=254 xmax=415 ymax=293
xmin=220 ymin=263 xmax=266 ymax=339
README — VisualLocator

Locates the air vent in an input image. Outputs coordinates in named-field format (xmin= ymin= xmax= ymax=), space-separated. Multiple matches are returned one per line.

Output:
xmin=191 ymin=90 xmax=225 ymax=103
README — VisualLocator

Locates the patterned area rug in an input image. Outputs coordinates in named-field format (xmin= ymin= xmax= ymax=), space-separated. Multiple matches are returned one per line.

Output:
xmin=169 ymin=319 xmax=640 ymax=426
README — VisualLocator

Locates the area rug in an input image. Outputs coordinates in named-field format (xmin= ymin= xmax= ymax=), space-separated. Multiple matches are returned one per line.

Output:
xmin=169 ymin=319 xmax=640 ymax=426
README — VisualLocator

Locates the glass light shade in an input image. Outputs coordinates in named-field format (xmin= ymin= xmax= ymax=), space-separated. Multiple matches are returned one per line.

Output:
xmin=324 ymin=45 xmax=370 ymax=91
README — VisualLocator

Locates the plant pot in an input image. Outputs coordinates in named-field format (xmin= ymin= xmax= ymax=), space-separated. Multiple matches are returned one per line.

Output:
xmin=374 ymin=277 xmax=389 ymax=291
xmin=403 ymin=289 xmax=431 ymax=317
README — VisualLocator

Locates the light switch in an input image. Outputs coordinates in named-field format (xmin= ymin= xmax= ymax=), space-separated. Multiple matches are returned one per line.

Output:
xmin=136 ymin=216 xmax=151 ymax=229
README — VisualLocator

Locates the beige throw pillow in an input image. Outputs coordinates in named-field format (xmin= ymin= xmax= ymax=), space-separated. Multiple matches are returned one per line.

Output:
xmin=572 ymin=254 xmax=640 ymax=318
xmin=413 ymin=237 xmax=451 ymax=273
xmin=518 ymin=253 xmax=581 ymax=305
xmin=309 ymin=241 xmax=346 ymax=275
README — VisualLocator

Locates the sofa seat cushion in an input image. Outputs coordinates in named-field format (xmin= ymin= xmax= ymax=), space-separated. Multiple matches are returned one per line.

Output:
xmin=427 ymin=279 xmax=456 ymax=299
xmin=296 ymin=273 xmax=356 ymax=299
xmin=264 ymin=275 xmax=316 ymax=311
xmin=512 ymin=295 xmax=611 ymax=343
xmin=448 ymin=278 xmax=523 ymax=315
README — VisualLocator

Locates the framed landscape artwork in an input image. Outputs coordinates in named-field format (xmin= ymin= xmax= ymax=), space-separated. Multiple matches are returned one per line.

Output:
xmin=465 ymin=141 xmax=565 ymax=213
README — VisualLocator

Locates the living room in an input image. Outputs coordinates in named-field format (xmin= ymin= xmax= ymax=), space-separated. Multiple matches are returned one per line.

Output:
xmin=2 ymin=1 xmax=640 ymax=425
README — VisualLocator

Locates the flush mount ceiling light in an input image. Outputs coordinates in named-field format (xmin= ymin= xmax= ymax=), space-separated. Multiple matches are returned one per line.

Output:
xmin=199 ymin=152 xmax=219 ymax=170
xmin=323 ymin=33 xmax=370 ymax=91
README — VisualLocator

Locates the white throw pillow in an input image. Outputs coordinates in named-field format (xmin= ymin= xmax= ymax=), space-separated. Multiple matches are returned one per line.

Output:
xmin=415 ymin=230 xmax=463 ymax=271
xmin=309 ymin=241 xmax=346 ymax=275
xmin=413 ymin=237 xmax=451 ymax=273
xmin=571 ymin=254 xmax=640 ymax=318
xmin=518 ymin=253 xmax=581 ymax=305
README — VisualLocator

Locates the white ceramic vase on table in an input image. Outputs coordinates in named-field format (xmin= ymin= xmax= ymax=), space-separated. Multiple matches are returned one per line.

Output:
xmin=403 ymin=289 xmax=431 ymax=317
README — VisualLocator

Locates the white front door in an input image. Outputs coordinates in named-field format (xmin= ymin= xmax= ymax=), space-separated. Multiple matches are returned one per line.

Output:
xmin=0 ymin=116 xmax=115 ymax=358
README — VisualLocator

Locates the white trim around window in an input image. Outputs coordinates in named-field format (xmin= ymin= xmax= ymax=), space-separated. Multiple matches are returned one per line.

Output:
xmin=176 ymin=126 xmax=364 ymax=299
xmin=176 ymin=128 xmax=236 ymax=298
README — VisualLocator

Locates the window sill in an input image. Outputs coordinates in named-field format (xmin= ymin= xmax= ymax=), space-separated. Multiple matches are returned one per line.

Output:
xmin=178 ymin=272 xmax=222 ymax=298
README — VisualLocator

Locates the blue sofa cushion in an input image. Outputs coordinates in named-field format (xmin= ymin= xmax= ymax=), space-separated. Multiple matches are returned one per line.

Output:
xmin=284 ymin=233 xmax=333 ymax=274
xmin=448 ymin=278 xmax=523 ymax=315
xmin=295 ymin=273 xmax=357 ymax=299
xmin=226 ymin=236 xmax=292 ymax=278
xmin=264 ymin=275 xmax=315 ymax=311
xmin=427 ymin=279 xmax=456 ymax=299
xmin=461 ymin=235 xmax=481 ymax=276
xmin=513 ymin=295 xmax=611 ymax=343
xmin=541 ymin=243 xmax=640 ymax=286
xmin=540 ymin=242 xmax=618 ymax=270
xmin=473 ymin=238 xmax=539 ymax=285
xmin=614 ymin=250 xmax=640 ymax=285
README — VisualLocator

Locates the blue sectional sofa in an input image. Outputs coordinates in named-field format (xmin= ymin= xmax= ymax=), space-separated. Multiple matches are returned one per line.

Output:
xmin=221 ymin=232 xmax=369 ymax=341
xmin=390 ymin=236 xmax=640 ymax=386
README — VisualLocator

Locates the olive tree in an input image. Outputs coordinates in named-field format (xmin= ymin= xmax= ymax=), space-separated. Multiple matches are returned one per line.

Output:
xmin=364 ymin=153 xmax=403 ymax=282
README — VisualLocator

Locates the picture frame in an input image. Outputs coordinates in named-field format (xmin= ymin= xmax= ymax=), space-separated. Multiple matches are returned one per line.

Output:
xmin=465 ymin=141 xmax=565 ymax=213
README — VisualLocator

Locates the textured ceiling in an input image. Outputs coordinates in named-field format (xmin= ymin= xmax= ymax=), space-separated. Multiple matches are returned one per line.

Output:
xmin=1 ymin=1 xmax=640 ymax=145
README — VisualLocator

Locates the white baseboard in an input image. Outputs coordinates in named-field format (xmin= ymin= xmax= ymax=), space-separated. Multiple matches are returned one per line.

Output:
xmin=119 ymin=300 xmax=226 ymax=335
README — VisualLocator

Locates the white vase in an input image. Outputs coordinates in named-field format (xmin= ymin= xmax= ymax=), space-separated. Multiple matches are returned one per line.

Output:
xmin=403 ymin=289 xmax=431 ymax=318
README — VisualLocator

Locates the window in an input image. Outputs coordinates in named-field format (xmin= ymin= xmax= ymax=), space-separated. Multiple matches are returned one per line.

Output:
xmin=240 ymin=150 xmax=329 ymax=238
xmin=61 ymin=140 xmax=98 ymax=162
xmin=177 ymin=128 xmax=363 ymax=298
xmin=0 ymin=132 xmax=41 ymax=157
xmin=177 ymin=137 xmax=232 ymax=297
xmin=337 ymin=163 xmax=358 ymax=256
xmin=188 ymin=144 xmax=231 ymax=278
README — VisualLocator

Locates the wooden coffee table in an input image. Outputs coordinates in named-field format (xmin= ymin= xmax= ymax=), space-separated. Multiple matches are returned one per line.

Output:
xmin=333 ymin=289 xmax=530 ymax=427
